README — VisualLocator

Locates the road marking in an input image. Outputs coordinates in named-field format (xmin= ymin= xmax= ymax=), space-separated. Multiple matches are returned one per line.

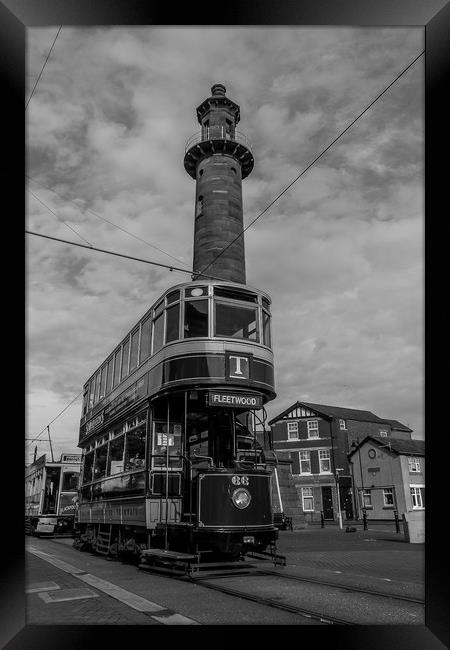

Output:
xmin=28 ymin=547 xmax=87 ymax=575
xmin=26 ymin=581 xmax=60 ymax=594
xmin=27 ymin=546 xmax=200 ymax=625
xmin=78 ymin=573 xmax=166 ymax=613
xmin=38 ymin=588 xmax=99 ymax=603
xmin=152 ymin=613 xmax=200 ymax=625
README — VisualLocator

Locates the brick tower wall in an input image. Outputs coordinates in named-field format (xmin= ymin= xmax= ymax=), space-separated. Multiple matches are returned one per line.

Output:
xmin=193 ymin=153 xmax=245 ymax=283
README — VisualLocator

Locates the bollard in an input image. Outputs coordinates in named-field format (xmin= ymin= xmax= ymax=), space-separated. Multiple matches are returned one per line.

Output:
xmin=362 ymin=509 xmax=368 ymax=530
xmin=393 ymin=509 xmax=400 ymax=533
xmin=320 ymin=511 xmax=325 ymax=528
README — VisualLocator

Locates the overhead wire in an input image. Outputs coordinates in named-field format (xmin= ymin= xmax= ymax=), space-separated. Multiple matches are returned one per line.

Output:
xmin=198 ymin=49 xmax=425 ymax=278
xmin=25 ymin=390 xmax=83 ymax=450
xmin=25 ymin=230 xmax=230 ymax=282
xmin=25 ymin=26 xmax=62 ymax=110
xmin=26 ymin=175 xmax=191 ymax=270
xmin=28 ymin=188 xmax=94 ymax=247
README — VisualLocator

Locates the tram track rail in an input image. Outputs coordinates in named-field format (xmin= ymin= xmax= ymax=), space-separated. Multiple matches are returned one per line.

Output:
xmin=248 ymin=569 xmax=425 ymax=605
xmin=182 ymin=567 xmax=425 ymax=625
xmin=186 ymin=576 xmax=349 ymax=624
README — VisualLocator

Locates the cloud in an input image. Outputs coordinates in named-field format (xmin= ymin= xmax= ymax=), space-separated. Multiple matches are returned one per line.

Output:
xmin=25 ymin=26 xmax=424 ymax=461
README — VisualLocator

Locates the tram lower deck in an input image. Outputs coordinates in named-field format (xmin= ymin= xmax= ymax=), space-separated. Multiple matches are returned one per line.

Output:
xmin=75 ymin=390 xmax=278 ymax=560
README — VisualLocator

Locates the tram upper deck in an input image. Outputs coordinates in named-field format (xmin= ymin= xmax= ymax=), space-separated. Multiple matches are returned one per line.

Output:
xmin=79 ymin=280 xmax=275 ymax=444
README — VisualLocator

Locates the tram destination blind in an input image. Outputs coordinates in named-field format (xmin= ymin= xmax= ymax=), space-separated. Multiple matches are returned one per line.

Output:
xmin=207 ymin=391 xmax=263 ymax=409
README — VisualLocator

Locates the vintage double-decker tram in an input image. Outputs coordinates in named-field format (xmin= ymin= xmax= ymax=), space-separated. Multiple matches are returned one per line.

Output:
xmin=25 ymin=452 xmax=81 ymax=537
xmin=75 ymin=84 xmax=280 ymax=566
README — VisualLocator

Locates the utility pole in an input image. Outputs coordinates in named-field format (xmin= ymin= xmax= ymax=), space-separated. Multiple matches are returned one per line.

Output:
xmin=47 ymin=425 xmax=55 ymax=462
xmin=335 ymin=468 xmax=344 ymax=529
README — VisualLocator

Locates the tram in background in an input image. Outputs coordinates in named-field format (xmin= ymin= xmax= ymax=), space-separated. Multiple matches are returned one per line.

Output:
xmin=25 ymin=452 xmax=81 ymax=537
xmin=74 ymin=280 xmax=278 ymax=561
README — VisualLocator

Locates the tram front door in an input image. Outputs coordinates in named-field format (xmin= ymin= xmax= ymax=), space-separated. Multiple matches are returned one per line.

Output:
xmin=322 ymin=486 xmax=334 ymax=520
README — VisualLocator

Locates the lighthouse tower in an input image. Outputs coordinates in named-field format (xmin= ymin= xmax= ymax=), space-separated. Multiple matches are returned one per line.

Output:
xmin=184 ymin=84 xmax=254 ymax=283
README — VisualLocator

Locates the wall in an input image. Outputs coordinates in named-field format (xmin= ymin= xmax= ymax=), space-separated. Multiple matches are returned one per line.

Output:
xmin=350 ymin=442 xmax=410 ymax=519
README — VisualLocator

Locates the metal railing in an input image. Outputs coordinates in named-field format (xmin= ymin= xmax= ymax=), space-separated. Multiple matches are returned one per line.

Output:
xmin=185 ymin=128 xmax=253 ymax=153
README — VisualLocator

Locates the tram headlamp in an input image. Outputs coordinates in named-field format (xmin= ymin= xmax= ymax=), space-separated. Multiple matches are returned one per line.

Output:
xmin=232 ymin=487 xmax=251 ymax=509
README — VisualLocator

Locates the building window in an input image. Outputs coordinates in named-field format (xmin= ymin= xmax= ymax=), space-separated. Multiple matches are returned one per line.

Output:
xmin=302 ymin=487 xmax=314 ymax=511
xmin=410 ymin=486 xmax=425 ymax=509
xmin=307 ymin=420 xmax=319 ymax=439
xmin=299 ymin=450 xmax=311 ymax=474
xmin=287 ymin=422 xmax=298 ymax=439
xmin=383 ymin=488 xmax=394 ymax=506
xmin=319 ymin=449 xmax=331 ymax=473
xmin=408 ymin=457 xmax=421 ymax=473
xmin=379 ymin=430 xmax=388 ymax=437
xmin=361 ymin=489 xmax=372 ymax=508
xmin=196 ymin=195 xmax=204 ymax=218
xmin=339 ymin=419 xmax=346 ymax=430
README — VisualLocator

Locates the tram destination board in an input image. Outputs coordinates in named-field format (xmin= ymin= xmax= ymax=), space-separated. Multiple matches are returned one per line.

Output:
xmin=207 ymin=391 xmax=263 ymax=409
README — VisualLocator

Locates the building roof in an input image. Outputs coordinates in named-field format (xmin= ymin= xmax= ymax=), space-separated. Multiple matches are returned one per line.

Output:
xmin=376 ymin=418 xmax=412 ymax=432
xmin=348 ymin=436 xmax=425 ymax=458
xmin=268 ymin=400 xmax=412 ymax=431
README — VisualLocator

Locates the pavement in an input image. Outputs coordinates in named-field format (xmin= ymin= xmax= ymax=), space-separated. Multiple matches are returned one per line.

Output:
xmin=274 ymin=525 xmax=424 ymax=598
xmin=5 ymin=525 xmax=427 ymax=644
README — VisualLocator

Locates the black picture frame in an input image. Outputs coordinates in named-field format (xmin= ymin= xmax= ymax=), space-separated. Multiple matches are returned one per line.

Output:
xmin=6 ymin=0 xmax=448 ymax=647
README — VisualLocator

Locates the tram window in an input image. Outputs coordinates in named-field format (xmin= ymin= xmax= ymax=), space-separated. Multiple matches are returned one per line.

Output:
xmin=82 ymin=387 xmax=89 ymax=414
xmin=262 ymin=310 xmax=271 ymax=347
xmin=113 ymin=348 xmax=121 ymax=387
xmin=154 ymin=299 xmax=164 ymax=316
xmin=262 ymin=297 xmax=270 ymax=311
xmin=152 ymin=473 xmax=181 ymax=496
xmin=214 ymin=287 xmax=258 ymax=303
xmin=166 ymin=289 xmax=180 ymax=304
xmin=62 ymin=471 xmax=80 ymax=491
xmin=124 ymin=425 xmax=146 ymax=472
xmin=140 ymin=315 xmax=152 ymax=362
xmin=108 ymin=435 xmax=124 ymax=475
xmin=106 ymin=357 xmax=114 ymax=394
xmin=121 ymin=338 xmax=130 ymax=380
xmin=166 ymin=303 xmax=180 ymax=343
xmin=94 ymin=371 xmax=101 ymax=404
xmin=184 ymin=299 xmax=208 ymax=338
xmin=129 ymin=328 xmax=139 ymax=372
xmin=99 ymin=365 xmax=107 ymax=400
xmin=153 ymin=421 xmax=183 ymax=468
xmin=153 ymin=312 xmax=164 ymax=353
xmin=83 ymin=451 xmax=94 ymax=483
xmin=215 ymin=302 xmax=258 ymax=341
xmin=88 ymin=380 xmax=95 ymax=409
xmin=81 ymin=485 xmax=91 ymax=500
xmin=94 ymin=443 xmax=108 ymax=480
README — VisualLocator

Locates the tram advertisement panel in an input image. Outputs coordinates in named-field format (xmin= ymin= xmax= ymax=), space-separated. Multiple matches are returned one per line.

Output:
xmin=59 ymin=492 xmax=78 ymax=515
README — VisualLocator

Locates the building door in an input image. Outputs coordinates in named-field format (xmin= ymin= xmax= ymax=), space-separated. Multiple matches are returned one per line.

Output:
xmin=322 ymin=486 xmax=334 ymax=520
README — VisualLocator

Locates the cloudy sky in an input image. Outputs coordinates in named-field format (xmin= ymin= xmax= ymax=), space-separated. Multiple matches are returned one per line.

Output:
xmin=26 ymin=26 xmax=424 ymax=463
